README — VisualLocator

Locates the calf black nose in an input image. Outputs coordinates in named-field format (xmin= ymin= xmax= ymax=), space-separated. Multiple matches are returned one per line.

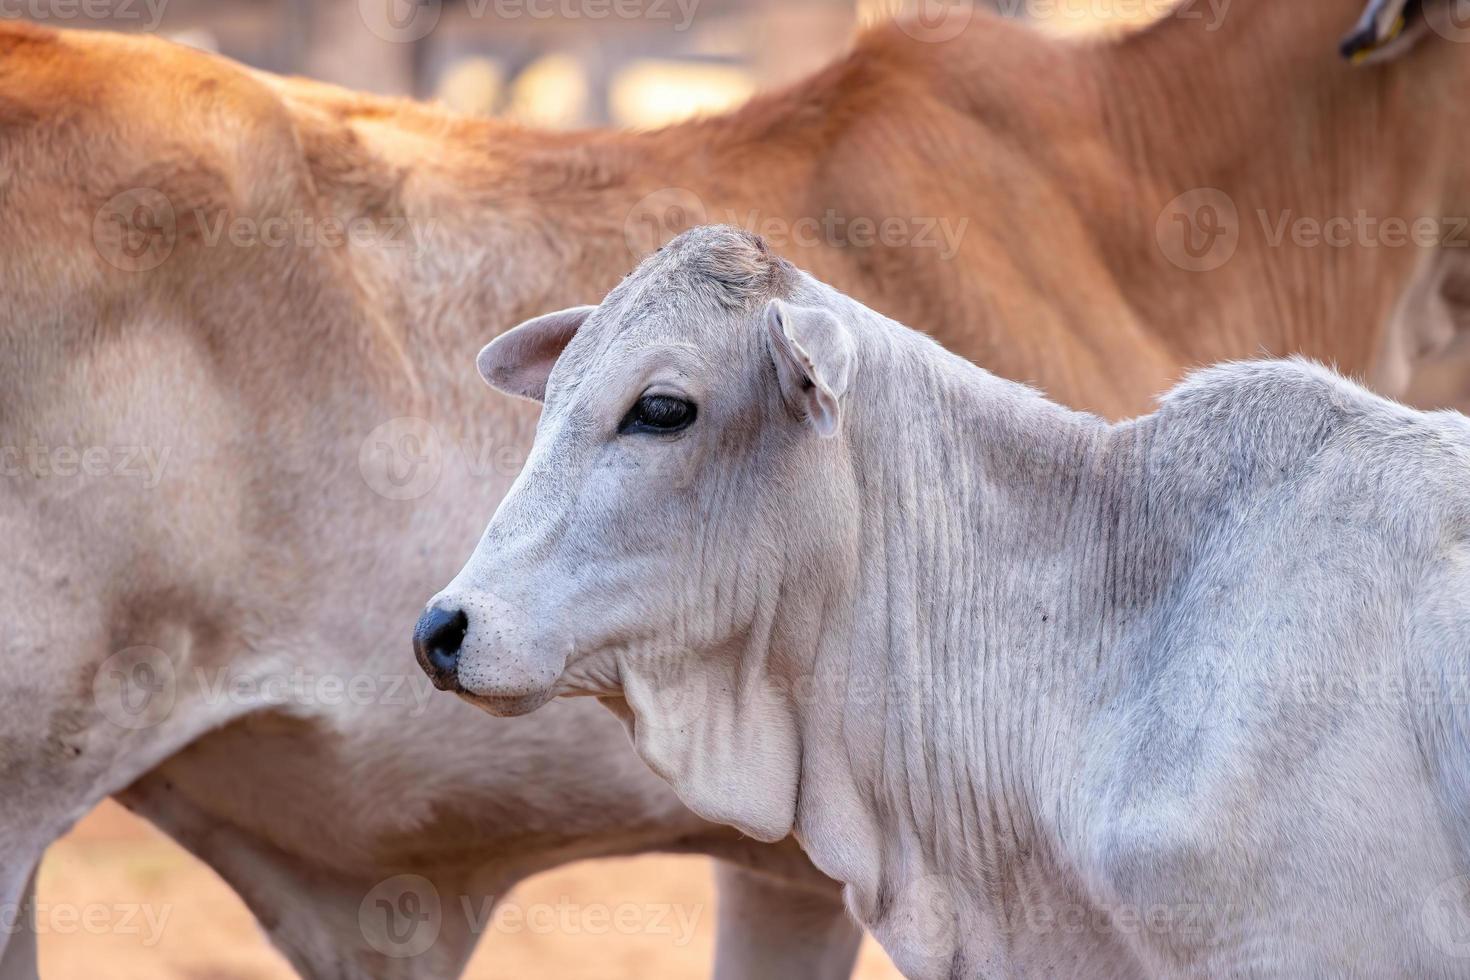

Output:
xmin=414 ymin=606 xmax=468 ymax=690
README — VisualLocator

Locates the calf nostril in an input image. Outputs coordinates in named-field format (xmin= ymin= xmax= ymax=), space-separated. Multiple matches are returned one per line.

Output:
xmin=413 ymin=606 xmax=468 ymax=686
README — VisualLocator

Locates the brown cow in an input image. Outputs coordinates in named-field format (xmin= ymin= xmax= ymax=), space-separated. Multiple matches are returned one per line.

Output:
xmin=0 ymin=1 xmax=1465 ymax=976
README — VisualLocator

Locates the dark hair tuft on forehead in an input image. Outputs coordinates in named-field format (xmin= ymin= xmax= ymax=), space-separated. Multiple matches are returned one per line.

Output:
xmin=658 ymin=225 xmax=795 ymax=310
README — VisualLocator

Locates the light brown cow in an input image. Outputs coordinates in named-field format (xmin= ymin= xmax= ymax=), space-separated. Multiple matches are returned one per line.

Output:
xmin=0 ymin=1 xmax=1466 ymax=976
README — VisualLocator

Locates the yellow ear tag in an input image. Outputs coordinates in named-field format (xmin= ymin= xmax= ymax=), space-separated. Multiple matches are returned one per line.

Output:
xmin=1350 ymin=13 xmax=1408 ymax=63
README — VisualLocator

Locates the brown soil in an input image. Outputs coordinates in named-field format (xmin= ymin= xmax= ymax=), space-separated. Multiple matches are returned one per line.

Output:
xmin=38 ymin=802 xmax=902 ymax=979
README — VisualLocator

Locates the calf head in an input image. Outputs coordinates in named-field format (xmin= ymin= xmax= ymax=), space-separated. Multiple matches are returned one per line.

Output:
xmin=419 ymin=228 xmax=861 ymax=841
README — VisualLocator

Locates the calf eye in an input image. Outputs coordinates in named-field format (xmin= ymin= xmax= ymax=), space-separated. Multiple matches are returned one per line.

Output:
xmin=619 ymin=394 xmax=697 ymax=435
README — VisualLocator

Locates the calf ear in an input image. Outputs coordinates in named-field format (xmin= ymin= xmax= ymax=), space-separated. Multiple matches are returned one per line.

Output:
xmin=477 ymin=306 xmax=596 ymax=402
xmin=764 ymin=299 xmax=853 ymax=438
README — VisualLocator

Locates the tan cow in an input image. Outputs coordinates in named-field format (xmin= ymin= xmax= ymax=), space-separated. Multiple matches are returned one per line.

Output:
xmin=0 ymin=0 xmax=1466 ymax=975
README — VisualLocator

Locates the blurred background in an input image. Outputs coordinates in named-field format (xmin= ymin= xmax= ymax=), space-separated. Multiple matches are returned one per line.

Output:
xmin=11 ymin=0 xmax=1157 ymax=976
xmin=6 ymin=0 xmax=1164 ymax=126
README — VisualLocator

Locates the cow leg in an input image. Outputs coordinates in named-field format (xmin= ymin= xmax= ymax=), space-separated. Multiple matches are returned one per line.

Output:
xmin=712 ymin=862 xmax=863 ymax=980
xmin=0 ymin=869 xmax=38 ymax=980
xmin=113 ymin=778 xmax=492 ymax=980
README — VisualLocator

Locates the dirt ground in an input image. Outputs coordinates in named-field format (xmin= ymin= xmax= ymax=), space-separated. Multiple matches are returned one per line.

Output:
xmin=37 ymin=801 xmax=901 ymax=979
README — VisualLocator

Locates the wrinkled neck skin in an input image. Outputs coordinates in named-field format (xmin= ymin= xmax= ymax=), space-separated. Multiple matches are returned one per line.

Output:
xmin=776 ymin=304 xmax=1155 ymax=977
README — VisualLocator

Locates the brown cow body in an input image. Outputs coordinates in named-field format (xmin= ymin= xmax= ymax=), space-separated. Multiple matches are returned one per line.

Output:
xmin=0 ymin=2 xmax=1466 ymax=976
